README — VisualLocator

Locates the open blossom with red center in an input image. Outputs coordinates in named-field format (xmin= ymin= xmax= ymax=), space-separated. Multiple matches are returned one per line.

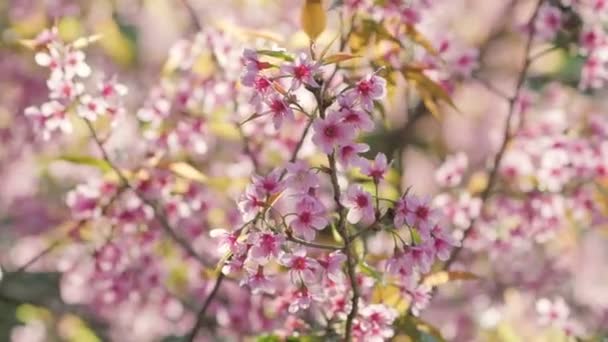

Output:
xmin=281 ymin=53 xmax=319 ymax=90
xmin=265 ymin=94 xmax=294 ymax=129
xmin=279 ymin=248 xmax=321 ymax=284
xmin=288 ymin=196 xmax=328 ymax=241
xmin=247 ymin=232 xmax=284 ymax=264
xmin=360 ymin=153 xmax=389 ymax=182
xmin=351 ymin=73 xmax=387 ymax=112
xmin=312 ymin=111 xmax=355 ymax=154
xmin=337 ymin=142 xmax=369 ymax=166
xmin=343 ymin=184 xmax=375 ymax=224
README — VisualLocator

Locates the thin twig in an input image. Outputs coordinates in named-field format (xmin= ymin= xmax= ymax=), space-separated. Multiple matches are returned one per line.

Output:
xmin=287 ymin=235 xmax=343 ymax=251
xmin=443 ymin=0 xmax=546 ymax=270
xmin=187 ymin=273 xmax=225 ymax=342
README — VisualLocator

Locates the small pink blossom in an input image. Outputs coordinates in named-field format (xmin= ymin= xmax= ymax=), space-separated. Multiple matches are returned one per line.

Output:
xmin=24 ymin=101 xmax=72 ymax=140
xmin=435 ymin=152 xmax=468 ymax=188
xmin=312 ymin=112 xmax=355 ymax=154
xmin=406 ymin=283 xmax=432 ymax=316
xmin=343 ymin=185 xmax=375 ymax=224
xmin=252 ymin=168 xmax=284 ymax=196
xmin=265 ymin=95 xmax=294 ymax=129
xmin=237 ymin=185 xmax=266 ymax=221
xmin=279 ymin=249 xmax=321 ymax=284
xmin=536 ymin=297 xmax=570 ymax=326
xmin=352 ymin=73 xmax=387 ymax=112
xmin=77 ymin=95 xmax=107 ymax=121
xmin=339 ymin=107 xmax=374 ymax=132
xmin=285 ymin=160 xmax=320 ymax=192
xmin=337 ymin=143 xmax=369 ymax=166
xmin=281 ymin=53 xmax=320 ymax=90
xmin=289 ymin=196 xmax=328 ymax=241
xmin=248 ymin=232 xmax=284 ymax=264
xmin=240 ymin=266 xmax=275 ymax=295
xmin=319 ymin=251 xmax=346 ymax=282
xmin=359 ymin=153 xmax=389 ymax=182
xmin=535 ymin=5 xmax=562 ymax=40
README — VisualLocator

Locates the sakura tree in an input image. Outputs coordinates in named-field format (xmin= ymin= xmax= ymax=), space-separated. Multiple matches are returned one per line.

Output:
xmin=0 ymin=0 xmax=608 ymax=341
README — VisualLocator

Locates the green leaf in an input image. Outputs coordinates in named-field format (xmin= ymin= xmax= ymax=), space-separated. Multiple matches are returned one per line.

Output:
xmin=58 ymin=155 xmax=112 ymax=172
xmin=257 ymin=49 xmax=294 ymax=62
xmin=169 ymin=162 xmax=208 ymax=183
xmin=359 ymin=261 xmax=382 ymax=281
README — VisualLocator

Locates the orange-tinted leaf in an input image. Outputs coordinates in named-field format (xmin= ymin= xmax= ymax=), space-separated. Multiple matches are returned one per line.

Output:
xmin=403 ymin=24 xmax=438 ymax=56
xmin=301 ymin=0 xmax=327 ymax=40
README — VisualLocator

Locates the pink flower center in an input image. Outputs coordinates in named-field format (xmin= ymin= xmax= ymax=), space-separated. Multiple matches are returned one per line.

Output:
xmin=355 ymin=194 xmax=369 ymax=208
xmin=299 ymin=211 xmax=312 ymax=224
xmin=357 ymin=80 xmax=372 ymax=95
xmin=323 ymin=124 xmax=338 ymax=138
xmin=294 ymin=65 xmax=311 ymax=79
xmin=415 ymin=206 xmax=429 ymax=220
xmin=292 ymin=256 xmax=307 ymax=270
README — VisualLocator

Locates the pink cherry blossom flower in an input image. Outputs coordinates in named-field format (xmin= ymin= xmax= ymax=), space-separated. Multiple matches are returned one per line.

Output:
xmin=289 ymin=196 xmax=328 ymax=241
xmin=337 ymin=143 xmax=369 ymax=167
xmin=430 ymin=224 xmax=459 ymax=261
xmin=450 ymin=48 xmax=479 ymax=77
xmin=393 ymin=195 xmax=413 ymax=228
xmin=579 ymin=52 xmax=608 ymax=89
xmin=352 ymin=73 xmax=387 ymax=112
xmin=359 ymin=153 xmax=389 ymax=182
xmin=281 ymin=53 xmax=320 ymax=90
xmin=240 ymin=265 xmax=275 ymax=295
xmin=66 ymin=183 xmax=101 ymax=219
xmin=24 ymin=101 xmax=72 ymax=140
xmin=221 ymin=253 xmax=247 ymax=275
xmin=536 ymin=297 xmax=570 ymax=326
xmin=339 ymin=107 xmax=374 ymax=132
xmin=319 ymin=250 xmax=346 ymax=282
xmin=287 ymin=285 xmax=323 ymax=313
xmin=435 ymin=152 xmax=468 ymax=188
xmin=248 ymin=232 xmax=284 ymax=264
xmin=209 ymin=229 xmax=246 ymax=256
xmin=237 ymin=185 xmax=266 ymax=221
xmin=386 ymin=249 xmax=414 ymax=276
xmin=279 ymin=249 xmax=321 ymax=284
xmin=265 ymin=95 xmax=294 ymax=129
xmin=407 ymin=242 xmax=435 ymax=273
xmin=404 ymin=196 xmax=439 ymax=234
xmin=252 ymin=168 xmax=284 ymax=196
xmin=354 ymin=304 xmax=398 ymax=341
xmin=343 ymin=185 xmax=375 ymax=224
xmin=77 ymin=95 xmax=107 ymax=121
xmin=47 ymin=77 xmax=84 ymax=100
xmin=285 ymin=160 xmax=320 ymax=192
xmin=406 ymin=283 xmax=432 ymax=316
xmin=312 ymin=111 xmax=355 ymax=154
xmin=579 ymin=25 xmax=606 ymax=55
xmin=241 ymin=49 xmax=271 ymax=86
xmin=535 ymin=4 xmax=562 ymax=40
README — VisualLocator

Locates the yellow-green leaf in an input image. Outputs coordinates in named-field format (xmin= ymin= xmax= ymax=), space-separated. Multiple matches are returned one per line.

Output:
xmin=403 ymin=24 xmax=438 ymax=56
xmin=322 ymin=52 xmax=360 ymax=65
xmin=402 ymin=67 xmax=459 ymax=118
xmin=58 ymin=155 xmax=112 ymax=172
xmin=169 ymin=162 xmax=208 ymax=183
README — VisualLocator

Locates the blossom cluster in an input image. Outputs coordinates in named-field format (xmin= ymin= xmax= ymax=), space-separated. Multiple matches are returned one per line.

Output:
xmin=3 ymin=0 xmax=608 ymax=341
